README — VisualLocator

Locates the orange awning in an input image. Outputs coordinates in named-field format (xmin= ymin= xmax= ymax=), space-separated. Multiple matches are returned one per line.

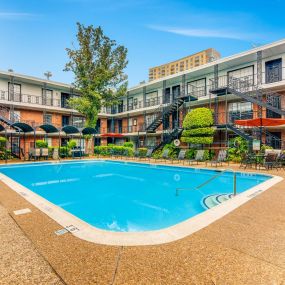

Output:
xmin=235 ymin=118 xmax=285 ymax=127
xmin=100 ymin=133 xmax=125 ymax=138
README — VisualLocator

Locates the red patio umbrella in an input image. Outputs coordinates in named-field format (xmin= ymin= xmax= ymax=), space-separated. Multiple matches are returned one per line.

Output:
xmin=235 ymin=118 xmax=285 ymax=127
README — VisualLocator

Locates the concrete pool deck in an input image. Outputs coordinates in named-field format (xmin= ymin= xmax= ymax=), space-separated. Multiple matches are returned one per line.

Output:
xmin=0 ymin=159 xmax=285 ymax=284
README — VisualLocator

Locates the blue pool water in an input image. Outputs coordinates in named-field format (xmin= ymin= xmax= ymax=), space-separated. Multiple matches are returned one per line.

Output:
xmin=0 ymin=160 xmax=270 ymax=232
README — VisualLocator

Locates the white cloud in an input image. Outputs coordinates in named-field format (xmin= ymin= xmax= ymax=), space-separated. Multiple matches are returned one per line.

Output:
xmin=147 ymin=25 xmax=259 ymax=41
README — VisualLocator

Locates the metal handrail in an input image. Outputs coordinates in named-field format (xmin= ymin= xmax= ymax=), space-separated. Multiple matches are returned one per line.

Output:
xmin=176 ymin=169 xmax=237 ymax=197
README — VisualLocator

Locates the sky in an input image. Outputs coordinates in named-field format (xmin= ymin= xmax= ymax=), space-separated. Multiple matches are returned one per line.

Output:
xmin=0 ymin=0 xmax=285 ymax=87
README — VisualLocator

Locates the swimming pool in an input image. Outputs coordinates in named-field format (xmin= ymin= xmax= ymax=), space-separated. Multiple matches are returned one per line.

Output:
xmin=0 ymin=160 xmax=272 ymax=235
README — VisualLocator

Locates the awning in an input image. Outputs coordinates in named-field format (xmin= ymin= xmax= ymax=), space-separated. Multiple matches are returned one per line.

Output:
xmin=62 ymin=125 xmax=80 ymax=134
xmin=11 ymin=122 xmax=34 ymax=133
xmin=235 ymin=118 xmax=285 ymax=127
xmin=81 ymin=127 xmax=97 ymax=135
xmin=38 ymin=124 xmax=59 ymax=133
xmin=0 ymin=125 xmax=5 ymax=132
xmin=100 ymin=133 xmax=125 ymax=138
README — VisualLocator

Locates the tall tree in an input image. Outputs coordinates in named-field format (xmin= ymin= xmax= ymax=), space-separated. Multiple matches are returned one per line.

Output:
xmin=64 ymin=23 xmax=128 ymax=127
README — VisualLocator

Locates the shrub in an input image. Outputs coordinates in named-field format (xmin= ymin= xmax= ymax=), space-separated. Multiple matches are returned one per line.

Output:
xmin=260 ymin=144 xmax=273 ymax=153
xmin=137 ymin=148 xmax=147 ymax=157
xmin=162 ymin=143 xmax=179 ymax=158
xmin=67 ymin=139 xmax=77 ymax=149
xmin=181 ymin=108 xmax=215 ymax=145
xmin=152 ymin=149 xmax=162 ymax=159
xmin=59 ymin=146 xmax=69 ymax=158
xmin=94 ymin=145 xmax=134 ymax=157
xmin=0 ymin=137 xmax=7 ymax=150
xmin=35 ymin=140 xmax=48 ymax=148
xmin=228 ymin=137 xmax=248 ymax=162
xmin=123 ymin=141 xmax=134 ymax=148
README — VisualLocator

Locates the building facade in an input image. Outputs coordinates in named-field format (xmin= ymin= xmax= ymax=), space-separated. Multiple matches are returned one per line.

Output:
xmin=148 ymin=48 xmax=221 ymax=81
xmin=1 ymin=39 xmax=285 ymax=158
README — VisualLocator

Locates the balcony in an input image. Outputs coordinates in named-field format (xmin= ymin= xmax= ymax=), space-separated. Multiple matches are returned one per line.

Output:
xmin=0 ymin=90 xmax=63 ymax=109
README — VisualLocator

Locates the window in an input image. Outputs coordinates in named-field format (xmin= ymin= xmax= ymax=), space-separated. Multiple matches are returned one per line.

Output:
xmin=42 ymin=89 xmax=53 ymax=106
xmin=43 ymin=113 xmax=52 ymax=124
xmin=228 ymin=102 xmax=253 ymax=122
xmin=145 ymin=91 xmax=158 ymax=107
xmin=187 ymin=78 xmax=206 ymax=97
xmin=228 ymin=66 xmax=254 ymax=79
xmin=8 ymin=83 xmax=21 ymax=102
xmin=72 ymin=116 xmax=85 ymax=128
xmin=133 ymin=119 xmax=137 ymax=126
xmin=265 ymin=58 xmax=282 ymax=83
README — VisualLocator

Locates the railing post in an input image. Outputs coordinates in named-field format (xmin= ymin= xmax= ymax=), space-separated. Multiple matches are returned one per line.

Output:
xmin=233 ymin=171 xmax=237 ymax=196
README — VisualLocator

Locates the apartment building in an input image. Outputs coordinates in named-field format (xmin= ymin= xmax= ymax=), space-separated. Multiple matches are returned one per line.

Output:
xmin=148 ymin=48 xmax=221 ymax=81
xmin=1 ymin=39 xmax=285 ymax=158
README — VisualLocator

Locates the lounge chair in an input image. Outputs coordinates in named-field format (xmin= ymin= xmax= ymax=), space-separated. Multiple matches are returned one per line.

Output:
xmin=29 ymin=148 xmax=41 ymax=160
xmin=144 ymin=148 xmax=154 ymax=161
xmin=207 ymin=150 xmax=227 ymax=167
xmin=41 ymin=148 xmax=49 ymax=160
xmin=174 ymin=149 xmax=186 ymax=164
xmin=154 ymin=148 xmax=170 ymax=162
xmin=189 ymin=150 xmax=205 ymax=165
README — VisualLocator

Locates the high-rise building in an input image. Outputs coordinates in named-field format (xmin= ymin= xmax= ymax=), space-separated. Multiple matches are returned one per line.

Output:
xmin=148 ymin=48 xmax=221 ymax=81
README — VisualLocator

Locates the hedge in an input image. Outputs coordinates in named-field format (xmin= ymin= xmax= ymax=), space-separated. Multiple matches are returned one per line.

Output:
xmin=35 ymin=140 xmax=48 ymax=148
xmin=137 ymin=148 xmax=147 ymax=157
xmin=181 ymin=136 xmax=214 ymax=144
xmin=182 ymin=128 xmax=215 ymax=137
xmin=181 ymin=108 xmax=215 ymax=145
xmin=182 ymin=107 xmax=214 ymax=129
xmin=94 ymin=145 xmax=134 ymax=156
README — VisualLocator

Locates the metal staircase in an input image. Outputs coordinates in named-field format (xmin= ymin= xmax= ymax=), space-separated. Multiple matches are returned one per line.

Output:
xmin=218 ymin=123 xmax=284 ymax=149
xmin=210 ymin=76 xmax=285 ymax=116
xmin=153 ymin=128 xmax=183 ymax=151
xmin=146 ymin=98 xmax=185 ymax=133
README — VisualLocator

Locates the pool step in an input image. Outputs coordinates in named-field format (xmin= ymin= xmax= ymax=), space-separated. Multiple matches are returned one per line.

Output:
xmin=203 ymin=194 xmax=233 ymax=209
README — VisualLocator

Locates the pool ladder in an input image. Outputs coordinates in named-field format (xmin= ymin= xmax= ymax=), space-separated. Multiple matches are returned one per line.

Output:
xmin=175 ymin=169 xmax=237 ymax=197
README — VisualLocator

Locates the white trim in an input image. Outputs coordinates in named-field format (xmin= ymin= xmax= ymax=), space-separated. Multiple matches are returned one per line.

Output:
xmin=0 ymin=160 xmax=282 ymax=246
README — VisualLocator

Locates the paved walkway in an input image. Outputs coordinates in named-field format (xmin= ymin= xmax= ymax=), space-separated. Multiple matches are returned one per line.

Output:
xmin=0 ymin=204 xmax=64 ymax=285
xmin=0 ymin=161 xmax=285 ymax=284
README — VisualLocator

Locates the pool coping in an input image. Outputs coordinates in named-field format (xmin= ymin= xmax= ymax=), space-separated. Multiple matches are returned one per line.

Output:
xmin=0 ymin=159 xmax=283 ymax=246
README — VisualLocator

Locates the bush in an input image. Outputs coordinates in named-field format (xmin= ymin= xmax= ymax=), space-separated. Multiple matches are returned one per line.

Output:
xmin=152 ymin=149 xmax=162 ymax=159
xmin=183 ymin=107 xmax=214 ymax=129
xmin=94 ymin=145 xmax=134 ymax=157
xmin=228 ymin=137 xmax=249 ymax=162
xmin=260 ymin=144 xmax=273 ymax=153
xmin=162 ymin=143 xmax=179 ymax=158
xmin=0 ymin=149 xmax=11 ymax=160
xmin=181 ymin=108 xmax=215 ymax=145
xmin=123 ymin=141 xmax=134 ymax=148
xmin=0 ymin=137 xmax=7 ymax=149
xmin=35 ymin=140 xmax=48 ymax=148
xmin=67 ymin=139 xmax=77 ymax=149
xmin=59 ymin=146 xmax=69 ymax=158
xmin=137 ymin=148 xmax=147 ymax=157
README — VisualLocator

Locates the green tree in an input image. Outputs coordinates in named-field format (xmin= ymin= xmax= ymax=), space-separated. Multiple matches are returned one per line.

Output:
xmin=64 ymin=23 xmax=128 ymax=127
xmin=181 ymin=108 xmax=215 ymax=144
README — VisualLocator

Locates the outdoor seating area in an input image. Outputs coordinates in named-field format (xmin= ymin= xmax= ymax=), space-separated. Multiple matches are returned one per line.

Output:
xmin=240 ymin=150 xmax=285 ymax=170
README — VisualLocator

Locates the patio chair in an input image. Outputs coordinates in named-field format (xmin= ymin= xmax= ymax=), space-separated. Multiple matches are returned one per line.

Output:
xmin=29 ymin=148 xmax=41 ymax=160
xmin=41 ymin=148 xmax=49 ymax=160
xmin=258 ymin=152 xmax=278 ymax=170
xmin=144 ymin=148 xmax=154 ymax=161
xmin=207 ymin=150 xmax=227 ymax=167
xmin=239 ymin=152 xmax=254 ymax=169
xmin=174 ymin=149 xmax=186 ymax=164
xmin=189 ymin=150 xmax=205 ymax=165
